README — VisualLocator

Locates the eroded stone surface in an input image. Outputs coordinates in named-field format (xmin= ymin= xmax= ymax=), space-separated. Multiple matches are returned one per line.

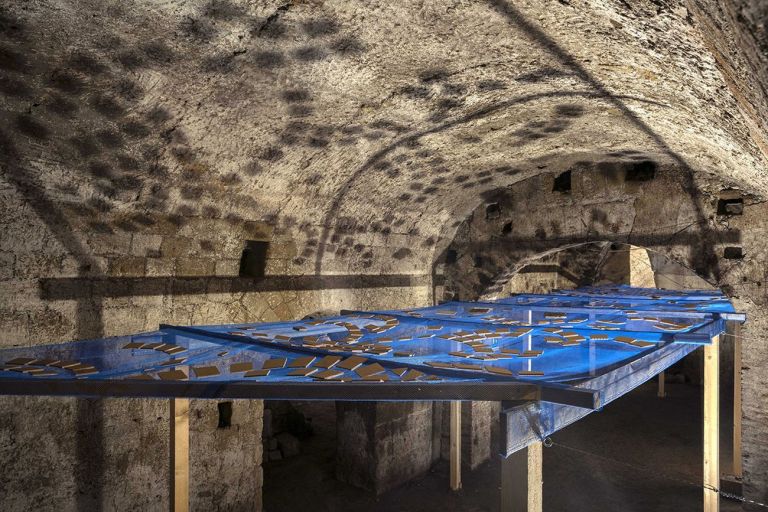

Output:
xmin=1 ymin=0 xmax=768 ymax=508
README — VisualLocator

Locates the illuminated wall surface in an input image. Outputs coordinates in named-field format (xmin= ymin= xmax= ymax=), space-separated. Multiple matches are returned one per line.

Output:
xmin=0 ymin=286 xmax=743 ymax=414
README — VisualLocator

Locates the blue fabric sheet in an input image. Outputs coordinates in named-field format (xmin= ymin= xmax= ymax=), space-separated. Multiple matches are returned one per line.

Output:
xmin=0 ymin=286 xmax=741 ymax=404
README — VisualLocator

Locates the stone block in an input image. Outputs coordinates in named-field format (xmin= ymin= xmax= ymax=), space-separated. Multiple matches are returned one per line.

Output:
xmin=146 ymin=258 xmax=175 ymax=277
xmin=268 ymin=241 xmax=297 ymax=259
xmin=461 ymin=401 xmax=492 ymax=470
xmin=190 ymin=399 xmax=263 ymax=510
xmin=130 ymin=233 xmax=163 ymax=257
xmin=101 ymin=306 xmax=147 ymax=337
xmin=0 ymin=307 xmax=30 ymax=346
xmin=175 ymin=258 xmax=215 ymax=277
xmin=215 ymin=258 xmax=241 ymax=276
xmin=88 ymin=232 xmax=132 ymax=256
xmin=242 ymin=220 xmax=273 ymax=241
xmin=0 ymin=252 xmax=15 ymax=280
xmin=265 ymin=258 xmax=289 ymax=275
xmin=160 ymin=236 xmax=195 ymax=258
xmin=336 ymin=401 xmax=433 ymax=494
xmin=107 ymin=257 xmax=146 ymax=277
xmin=13 ymin=253 xmax=64 ymax=279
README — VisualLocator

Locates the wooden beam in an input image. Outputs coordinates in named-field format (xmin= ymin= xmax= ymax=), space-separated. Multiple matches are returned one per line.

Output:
xmin=528 ymin=442 xmax=543 ymax=512
xmin=657 ymin=371 xmax=665 ymax=398
xmin=703 ymin=336 xmax=719 ymax=512
xmin=731 ymin=322 xmax=743 ymax=478
xmin=500 ymin=442 xmax=543 ymax=512
xmin=170 ymin=398 xmax=190 ymax=512
xmin=450 ymin=401 xmax=461 ymax=490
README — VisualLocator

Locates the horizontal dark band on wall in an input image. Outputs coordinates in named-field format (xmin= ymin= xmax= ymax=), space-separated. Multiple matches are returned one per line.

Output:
xmin=40 ymin=274 xmax=440 ymax=300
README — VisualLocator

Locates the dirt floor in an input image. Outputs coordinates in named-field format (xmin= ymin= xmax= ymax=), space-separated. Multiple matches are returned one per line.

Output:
xmin=263 ymin=380 xmax=742 ymax=512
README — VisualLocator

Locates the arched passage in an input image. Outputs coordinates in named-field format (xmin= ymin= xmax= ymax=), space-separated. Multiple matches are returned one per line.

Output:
xmin=481 ymin=241 xmax=714 ymax=299
xmin=436 ymin=166 xmax=760 ymax=498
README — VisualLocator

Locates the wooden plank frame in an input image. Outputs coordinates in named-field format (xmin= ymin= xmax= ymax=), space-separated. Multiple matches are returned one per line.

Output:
xmin=703 ymin=335 xmax=719 ymax=512
xmin=731 ymin=322 xmax=742 ymax=478
xmin=450 ymin=401 xmax=462 ymax=491
xmin=170 ymin=398 xmax=190 ymax=512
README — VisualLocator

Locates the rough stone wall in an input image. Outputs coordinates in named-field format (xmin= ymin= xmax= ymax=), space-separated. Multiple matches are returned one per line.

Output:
xmin=336 ymin=401 xmax=434 ymax=495
xmin=0 ymin=281 xmax=430 ymax=512
xmin=437 ymin=401 xmax=495 ymax=470
xmin=441 ymin=166 xmax=768 ymax=502
xmin=191 ymin=400 xmax=264 ymax=511
xmin=501 ymin=245 xmax=606 ymax=296
xmin=460 ymin=401 xmax=493 ymax=470
xmin=1 ymin=0 xmax=768 ymax=507
xmin=2 ymin=0 xmax=768 ymax=289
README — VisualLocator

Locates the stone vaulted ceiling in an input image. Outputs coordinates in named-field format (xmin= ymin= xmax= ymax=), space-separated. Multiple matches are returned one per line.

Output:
xmin=1 ymin=0 xmax=767 ymax=275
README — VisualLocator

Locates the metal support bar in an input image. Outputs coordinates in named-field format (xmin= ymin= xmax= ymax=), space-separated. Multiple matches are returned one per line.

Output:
xmin=170 ymin=398 xmax=189 ymax=512
xmin=500 ymin=442 xmax=542 ymax=512
xmin=703 ymin=335 xmax=719 ymax=512
xmin=461 ymin=300 xmax=740 ymax=321
xmin=0 ymin=377 xmax=600 ymax=407
xmin=450 ymin=401 xmax=461 ymax=491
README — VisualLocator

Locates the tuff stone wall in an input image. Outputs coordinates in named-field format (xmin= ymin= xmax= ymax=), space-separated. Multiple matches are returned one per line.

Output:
xmin=191 ymin=400 xmax=264 ymax=511
xmin=1 ymin=0 xmax=768 ymax=508
xmin=336 ymin=401 xmax=436 ymax=494
xmin=441 ymin=166 xmax=768 ymax=502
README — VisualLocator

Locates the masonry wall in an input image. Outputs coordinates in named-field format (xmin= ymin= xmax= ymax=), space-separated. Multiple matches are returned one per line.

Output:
xmin=336 ymin=401 xmax=436 ymax=494
xmin=440 ymin=164 xmax=768 ymax=503
xmin=1 ymin=0 xmax=768 ymax=507
xmin=0 ymin=185 xmax=431 ymax=510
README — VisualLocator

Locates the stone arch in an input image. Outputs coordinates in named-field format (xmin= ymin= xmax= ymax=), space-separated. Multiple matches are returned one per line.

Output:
xmin=436 ymin=162 xmax=768 ymax=500
xmin=479 ymin=241 xmax=715 ymax=300
xmin=435 ymin=162 xmax=757 ymax=302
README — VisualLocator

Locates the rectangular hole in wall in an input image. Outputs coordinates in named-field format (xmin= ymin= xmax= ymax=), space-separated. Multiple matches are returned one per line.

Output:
xmin=239 ymin=240 xmax=269 ymax=277
xmin=625 ymin=161 xmax=656 ymax=181
xmin=717 ymin=198 xmax=743 ymax=216
xmin=445 ymin=249 xmax=458 ymax=264
xmin=485 ymin=202 xmax=501 ymax=220
xmin=723 ymin=247 xmax=744 ymax=260
xmin=552 ymin=170 xmax=571 ymax=193
xmin=218 ymin=401 xmax=233 ymax=428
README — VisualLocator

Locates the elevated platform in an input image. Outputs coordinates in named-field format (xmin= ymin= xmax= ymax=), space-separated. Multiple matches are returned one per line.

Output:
xmin=0 ymin=285 xmax=744 ymax=512
xmin=0 ymin=285 xmax=741 ymax=405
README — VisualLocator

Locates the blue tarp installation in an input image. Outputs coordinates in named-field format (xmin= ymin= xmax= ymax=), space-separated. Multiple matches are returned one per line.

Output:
xmin=0 ymin=285 xmax=744 ymax=452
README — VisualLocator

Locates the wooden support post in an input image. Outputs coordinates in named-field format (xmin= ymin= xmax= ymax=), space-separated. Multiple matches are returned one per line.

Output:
xmin=500 ymin=442 xmax=543 ymax=512
xmin=170 ymin=398 xmax=190 ymax=512
xmin=703 ymin=336 xmax=719 ymax=512
xmin=657 ymin=371 xmax=665 ymax=398
xmin=731 ymin=323 xmax=742 ymax=479
xmin=450 ymin=401 xmax=462 ymax=491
